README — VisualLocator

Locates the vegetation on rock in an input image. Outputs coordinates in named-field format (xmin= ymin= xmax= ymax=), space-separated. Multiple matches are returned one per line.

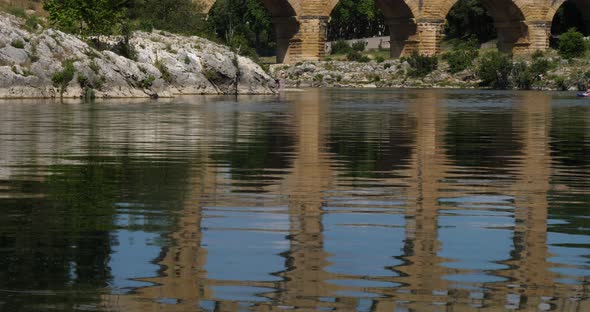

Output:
xmin=52 ymin=59 xmax=76 ymax=96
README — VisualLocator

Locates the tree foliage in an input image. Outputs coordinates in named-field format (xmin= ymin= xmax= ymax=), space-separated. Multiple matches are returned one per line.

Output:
xmin=477 ymin=51 xmax=512 ymax=89
xmin=330 ymin=40 xmax=352 ymax=55
xmin=445 ymin=0 xmax=496 ymax=43
xmin=403 ymin=53 xmax=439 ymax=77
xmin=208 ymin=0 xmax=274 ymax=57
xmin=43 ymin=0 xmax=126 ymax=36
xmin=558 ymin=28 xmax=586 ymax=59
xmin=328 ymin=0 xmax=385 ymax=41
xmin=444 ymin=49 xmax=478 ymax=74
xmin=127 ymin=0 xmax=209 ymax=35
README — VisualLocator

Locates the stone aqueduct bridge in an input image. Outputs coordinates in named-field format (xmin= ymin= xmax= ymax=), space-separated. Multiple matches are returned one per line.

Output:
xmin=200 ymin=0 xmax=589 ymax=63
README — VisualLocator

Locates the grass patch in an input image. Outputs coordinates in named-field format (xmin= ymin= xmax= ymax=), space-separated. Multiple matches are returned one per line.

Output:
xmin=138 ymin=75 xmax=156 ymax=88
xmin=11 ymin=39 xmax=25 ymax=49
xmin=154 ymin=57 xmax=172 ymax=83
xmin=203 ymin=68 xmax=222 ymax=82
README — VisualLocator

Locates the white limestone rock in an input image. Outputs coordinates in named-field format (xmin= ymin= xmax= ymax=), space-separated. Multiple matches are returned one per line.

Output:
xmin=0 ymin=13 xmax=277 ymax=99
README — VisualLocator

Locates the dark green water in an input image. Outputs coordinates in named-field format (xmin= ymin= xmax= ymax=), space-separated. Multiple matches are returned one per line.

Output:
xmin=0 ymin=89 xmax=588 ymax=311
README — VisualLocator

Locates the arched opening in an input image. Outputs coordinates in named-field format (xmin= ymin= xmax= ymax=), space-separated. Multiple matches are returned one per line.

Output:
xmin=206 ymin=0 xmax=298 ymax=63
xmin=443 ymin=0 xmax=526 ymax=53
xmin=551 ymin=0 xmax=590 ymax=45
xmin=327 ymin=0 xmax=387 ymax=41
xmin=444 ymin=0 xmax=496 ymax=45
xmin=327 ymin=0 xmax=416 ymax=58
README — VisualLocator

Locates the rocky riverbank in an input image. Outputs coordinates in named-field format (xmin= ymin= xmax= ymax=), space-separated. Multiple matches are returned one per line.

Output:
xmin=0 ymin=13 xmax=277 ymax=99
xmin=270 ymin=55 xmax=590 ymax=91
xmin=271 ymin=60 xmax=468 ymax=89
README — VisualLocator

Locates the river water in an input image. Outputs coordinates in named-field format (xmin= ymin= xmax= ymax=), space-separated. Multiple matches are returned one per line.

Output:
xmin=0 ymin=89 xmax=588 ymax=311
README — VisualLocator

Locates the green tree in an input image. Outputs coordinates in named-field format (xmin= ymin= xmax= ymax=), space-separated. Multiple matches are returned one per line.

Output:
xmin=445 ymin=0 xmax=496 ymax=44
xmin=558 ymin=28 xmax=586 ymax=59
xmin=126 ymin=0 xmax=209 ymax=36
xmin=208 ymin=0 xmax=274 ymax=57
xmin=328 ymin=0 xmax=385 ymax=40
xmin=43 ymin=0 xmax=126 ymax=36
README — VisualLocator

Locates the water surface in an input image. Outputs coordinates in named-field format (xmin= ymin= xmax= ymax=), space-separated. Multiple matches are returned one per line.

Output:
xmin=0 ymin=89 xmax=589 ymax=311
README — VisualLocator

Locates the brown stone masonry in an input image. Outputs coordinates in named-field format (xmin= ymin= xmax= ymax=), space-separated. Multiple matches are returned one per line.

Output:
xmin=200 ymin=0 xmax=588 ymax=63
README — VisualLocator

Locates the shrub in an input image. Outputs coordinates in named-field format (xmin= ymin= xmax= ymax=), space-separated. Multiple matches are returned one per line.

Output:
xmin=94 ymin=75 xmax=106 ymax=90
xmin=203 ymin=68 xmax=222 ymax=82
xmin=77 ymin=73 xmax=88 ymax=87
xmin=25 ymin=15 xmax=43 ymax=32
xmin=512 ymin=62 xmax=533 ymax=90
xmin=554 ymin=76 xmax=568 ymax=91
xmin=404 ymin=53 xmax=438 ymax=77
xmin=29 ymin=41 xmax=39 ymax=62
xmin=139 ymin=75 xmax=156 ymax=88
xmin=154 ymin=58 xmax=172 ymax=83
xmin=5 ymin=6 xmax=26 ymax=18
xmin=331 ymin=40 xmax=352 ymax=55
xmin=477 ymin=51 xmax=512 ymax=89
xmin=359 ymin=55 xmax=371 ymax=63
xmin=351 ymin=41 xmax=367 ymax=52
xmin=383 ymin=63 xmax=392 ymax=69
xmin=447 ymin=36 xmax=480 ymax=50
xmin=443 ymin=48 xmax=478 ymax=73
xmin=52 ymin=59 xmax=76 ymax=96
xmin=89 ymin=60 xmax=100 ymax=74
xmin=113 ymin=24 xmax=137 ymax=61
xmin=84 ymin=48 xmax=101 ymax=60
xmin=509 ymin=57 xmax=552 ymax=90
xmin=11 ymin=39 xmax=25 ymax=49
xmin=531 ymin=50 xmax=544 ymax=60
xmin=367 ymin=74 xmax=380 ymax=82
xmin=113 ymin=39 xmax=137 ymax=60
xmin=558 ymin=28 xmax=586 ymax=59
xmin=346 ymin=51 xmax=363 ymax=62
xmin=375 ymin=56 xmax=385 ymax=63
xmin=529 ymin=58 xmax=552 ymax=78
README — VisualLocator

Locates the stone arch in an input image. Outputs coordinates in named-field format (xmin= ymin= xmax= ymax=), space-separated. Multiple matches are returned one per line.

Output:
xmin=202 ymin=0 xmax=300 ymax=63
xmin=440 ymin=0 xmax=528 ymax=53
xmin=201 ymin=0 xmax=296 ymax=16
xmin=377 ymin=0 xmax=420 ymax=56
xmin=326 ymin=0 xmax=419 ymax=57
xmin=325 ymin=0 xmax=418 ymax=19
xmin=547 ymin=0 xmax=590 ymax=35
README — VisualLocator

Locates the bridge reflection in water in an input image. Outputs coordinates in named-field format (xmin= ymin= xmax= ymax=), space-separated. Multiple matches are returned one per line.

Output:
xmin=107 ymin=90 xmax=589 ymax=312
